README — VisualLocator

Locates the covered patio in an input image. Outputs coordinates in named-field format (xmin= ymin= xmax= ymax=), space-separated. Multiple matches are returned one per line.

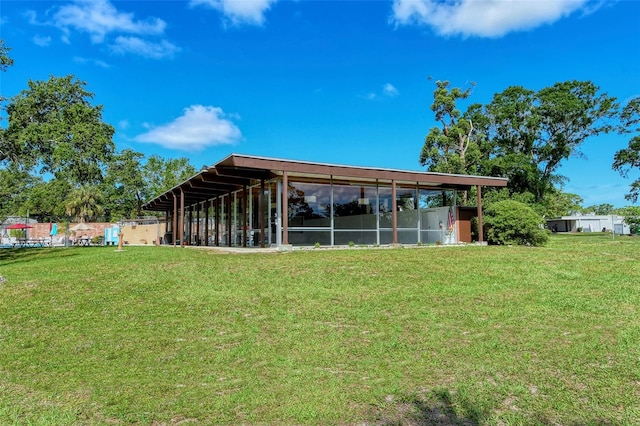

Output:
xmin=142 ymin=154 xmax=508 ymax=248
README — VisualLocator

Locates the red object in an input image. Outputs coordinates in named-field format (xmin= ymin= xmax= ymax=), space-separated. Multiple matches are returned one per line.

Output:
xmin=6 ymin=223 xmax=33 ymax=230
xmin=447 ymin=209 xmax=455 ymax=231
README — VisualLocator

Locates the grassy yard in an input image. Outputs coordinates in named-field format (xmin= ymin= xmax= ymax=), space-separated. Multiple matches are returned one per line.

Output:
xmin=0 ymin=234 xmax=639 ymax=425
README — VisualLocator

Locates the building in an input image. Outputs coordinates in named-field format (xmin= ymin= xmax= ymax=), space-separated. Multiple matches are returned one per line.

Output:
xmin=142 ymin=154 xmax=508 ymax=248
xmin=547 ymin=214 xmax=630 ymax=234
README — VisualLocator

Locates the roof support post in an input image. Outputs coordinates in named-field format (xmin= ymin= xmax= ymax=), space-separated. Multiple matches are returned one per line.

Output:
xmin=392 ymin=180 xmax=398 ymax=245
xmin=282 ymin=171 xmax=289 ymax=245
xmin=165 ymin=210 xmax=169 ymax=245
xmin=476 ymin=185 xmax=484 ymax=243
xmin=204 ymin=201 xmax=209 ymax=246
xmin=179 ymin=188 xmax=185 ymax=248
xmin=215 ymin=197 xmax=220 ymax=247
xmin=173 ymin=191 xmax=178 ymax=247
xmin=196 ymin=204 xmax=201 ymax=245
xmin=188 ymin=206 xmax=193 ymax=245
xmin=259 ymin=179 xmax=265 ymax=248
xmin=243 ymin=185 xmax=248 ymax=247
xmin=226 ymin=192 xmax=232 ymax=247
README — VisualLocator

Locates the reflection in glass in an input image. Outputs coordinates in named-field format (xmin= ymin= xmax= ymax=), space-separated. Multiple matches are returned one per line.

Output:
xmin=333 ymin=184 xmax=377 ymax=229
xmin=288 ymin=182 xmax=331 ymax=227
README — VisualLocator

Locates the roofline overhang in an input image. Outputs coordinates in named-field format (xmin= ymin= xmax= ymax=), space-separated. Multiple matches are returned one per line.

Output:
xmin=142 ymin=153 xmax=508 ymax=211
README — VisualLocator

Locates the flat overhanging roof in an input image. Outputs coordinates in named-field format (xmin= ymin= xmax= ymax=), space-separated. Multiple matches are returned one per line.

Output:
xmin=142 ymin=153 xmax=508 ymax=211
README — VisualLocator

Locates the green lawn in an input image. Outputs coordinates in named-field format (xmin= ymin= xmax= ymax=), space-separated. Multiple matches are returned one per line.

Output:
xmin=0 ymin=234 xmax=639 ymax=425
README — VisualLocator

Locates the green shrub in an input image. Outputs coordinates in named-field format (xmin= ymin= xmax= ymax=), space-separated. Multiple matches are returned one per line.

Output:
xmin=484 ymin=200 xmax=549 ymax=246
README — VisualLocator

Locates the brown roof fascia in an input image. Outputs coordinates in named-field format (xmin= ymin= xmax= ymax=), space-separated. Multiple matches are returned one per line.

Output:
xmin=218 ymin=154 xmax=508 ymax=188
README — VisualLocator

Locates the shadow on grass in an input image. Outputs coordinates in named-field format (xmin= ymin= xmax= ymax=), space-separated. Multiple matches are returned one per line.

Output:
xmin=0 ymin=247 xmax=81 ymax=266
xmin=372 ymin=389 xmax=480 ymax=426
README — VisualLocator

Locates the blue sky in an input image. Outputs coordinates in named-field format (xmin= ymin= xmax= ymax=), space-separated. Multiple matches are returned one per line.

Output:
xmin=1 ymin=0 xmax=639 ymax=207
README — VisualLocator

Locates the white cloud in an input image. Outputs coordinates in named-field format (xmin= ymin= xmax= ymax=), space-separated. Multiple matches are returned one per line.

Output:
xmin=135 ymin=105 xmax=242 ymax=151
xmin=111 ymin=36 xmax=180 ymax=59
xmin=361 ymin=83 xmax=400 ymax=101
xmin=33 ymin=35 xmax=52 ymax=47
xmin=391 ymin=0 xmax=599 ymax=38
xmin=73 ymin=56 xmax=110 ymax=68
xmin=52 ymin=0 xmax=166 ymax=43
xmin=383 ymin=83 xmax=399 ymax=97
xmin=190 ymin=0 xmax=277 ymax=26
xmin=26 ymin=0 xmax=177 ymax=59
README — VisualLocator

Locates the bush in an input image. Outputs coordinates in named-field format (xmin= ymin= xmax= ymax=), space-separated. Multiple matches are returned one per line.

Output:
xmin=484 ymin=200 xmax=549 ymax=246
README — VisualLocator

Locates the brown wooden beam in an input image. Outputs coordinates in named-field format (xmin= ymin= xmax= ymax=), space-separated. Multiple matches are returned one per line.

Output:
xmin=477 ymin=185 xmax=484 ymax=243
xmin=282 ymin=172 xmax=288 ymax=245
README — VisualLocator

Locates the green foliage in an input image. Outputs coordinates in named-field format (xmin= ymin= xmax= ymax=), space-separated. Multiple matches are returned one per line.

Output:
xmin=65 ymin=184 xmax=105 ymax=222
xmin=142 ymin=155 xmax=197 ymax=200
xmin=482 ymin=81 xmax=617 ymax=201
xmin=584 ymin=203 xmax=614 ymax=215
xmin=484 ymin=200 xmax=549 ymax=246
xmin=103 ymin=149 xmax=146 ymax=220
xmin=419 ymin=80 xmax=481 ymax=176
xmin=0 ymin=39 xmax=13 ymax=73
xmin=613 ymin=96 xmax=640 ymax=202
xmin=618 ymin=205 xmax=640 ymax=234
xmin=3 ymin=75 xmax=115 ymax=184
xmin=539 ymin=191 xmax=584 ymax=218
xmin=0 ymin=167 xmax=36 ymax=221
xmin=422 ymin=80 xmax=618 ymax=204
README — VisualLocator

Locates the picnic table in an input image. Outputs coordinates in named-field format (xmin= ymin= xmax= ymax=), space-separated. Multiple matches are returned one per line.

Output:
xmin=13 ymin=238 xmax=50 ymax=248
xmin=74 ymin=236 xmax=92 ymax=246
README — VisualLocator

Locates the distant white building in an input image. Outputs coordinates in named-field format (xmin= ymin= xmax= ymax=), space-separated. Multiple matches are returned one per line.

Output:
xmin=547 ymin=214 xmax=630 ymax=234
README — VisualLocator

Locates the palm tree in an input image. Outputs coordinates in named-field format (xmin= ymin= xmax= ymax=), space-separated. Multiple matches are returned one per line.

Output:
xmin=65 ymin=185 xmax=105 ymax=223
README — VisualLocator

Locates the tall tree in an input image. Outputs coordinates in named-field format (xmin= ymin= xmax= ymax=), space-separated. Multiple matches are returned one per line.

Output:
xmin=142 ymin=155 xmax=197 ymax=200
xmin=0 ymin=40 xmax=15 ymax=165
xmin=483 ymin=81 xmax=618 ymax=201
xmin=613 ymin=96 xmax=640 ymax=203
xmin=103 ymin=149 xmax=146 ymax=220
xmin=3 ymin=75 xmax=115 ymax=185
xmin=419 ymin=80 xmax=483 ymax=175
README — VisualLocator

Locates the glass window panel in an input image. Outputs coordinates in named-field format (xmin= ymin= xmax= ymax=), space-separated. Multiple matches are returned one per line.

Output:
xmin=334 ymin=230 xmax=377 ymax=245
xmin=378 ymin=187 xmax=393 ymax=228
xmin=398 ymin=229 xmax=419 ymax=244
xmin=288 ymin=182 xmax=331 ymax=228
xmin=378 ymin=186 xmax=418 ymax=228
xmin=419 ymin=189 xmax=447 ymax=209
xmin=380 ymin=230 xmax=393 ymax=245
xmin=288 ymin=230 xmax=331 ymax=246
xmin=333 ymin=184 xmax=377 ymax=229
xmin=421 ymin=230 xmax=445 ymax=244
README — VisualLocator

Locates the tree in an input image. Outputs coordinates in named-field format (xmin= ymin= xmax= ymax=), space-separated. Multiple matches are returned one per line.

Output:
xmin=613 ymin=96 xmax=640 ymax=203
xmin=23 ymin=178 xmax=72 ymax=222
xmin=0 ymin=167 xmax=35 ymax=222
xmin=0 ymin=39 xmax=13 ymax=73
xmin=419 ymin=80 xmax=482 ymax=176
xmin=103 ymin=149 xmax=146 ymax=220
xmin=3 ymin=75 xmax=115 ymax=185
xmin=142 ymin=155 xmax=197 ymax=200
xmin=584 ymin=203 xmax=614 ymax=215
xmin=539 ymin=191 xmax=584 ymax=218
xmin=483 ymin=81 xmax=618 ymax=201
xmin=65 ymin=185 xmax=105 ymax=223
xmin=1 ymin=40 xmax=15 ymax=166
xmin=618 ymin=206 xmax=640 ymax=234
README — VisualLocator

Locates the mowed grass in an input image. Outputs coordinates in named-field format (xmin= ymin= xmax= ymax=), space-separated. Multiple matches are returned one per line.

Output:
xmin=0 ymin=234 xmax=639 ymax=425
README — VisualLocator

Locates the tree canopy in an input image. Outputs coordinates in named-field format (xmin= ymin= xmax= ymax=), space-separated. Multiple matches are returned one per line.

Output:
xmin=613 ymin=96 xmax=640 ymax=203
xmin=3 ymin=75 xmax=115 ymax=184
xmin=421 ymin=79 xmax=619 ymax=208
xmin=0 ymin=40 xmax=197 ymax=222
